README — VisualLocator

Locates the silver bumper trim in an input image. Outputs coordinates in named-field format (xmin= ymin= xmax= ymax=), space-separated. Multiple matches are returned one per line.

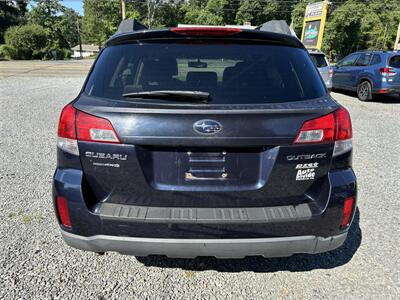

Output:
xmin=61 ymin=230 xmax=347 ymax=259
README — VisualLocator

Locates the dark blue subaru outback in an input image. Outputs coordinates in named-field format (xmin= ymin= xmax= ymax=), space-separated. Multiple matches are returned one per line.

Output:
xmin=53 ymin=21 xmax=357 ymax=258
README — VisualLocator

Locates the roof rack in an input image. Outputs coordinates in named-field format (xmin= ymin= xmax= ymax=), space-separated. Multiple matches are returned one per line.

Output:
xmin=357 ymin=49 xmax=386 ymax=52
xmin=114 ymin=19 xmax=148 ymax=36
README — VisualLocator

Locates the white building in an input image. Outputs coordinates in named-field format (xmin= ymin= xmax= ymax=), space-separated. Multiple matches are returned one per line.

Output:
xmin=71 ymin=44 xmax=99 ymax=58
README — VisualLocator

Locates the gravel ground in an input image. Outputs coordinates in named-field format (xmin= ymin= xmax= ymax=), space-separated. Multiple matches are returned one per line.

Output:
xmin=0 ymin=72 xmax=399 ymax=299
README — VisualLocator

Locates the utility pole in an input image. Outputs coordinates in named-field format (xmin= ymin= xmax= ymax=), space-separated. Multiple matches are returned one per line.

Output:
xmin=121 ymin=0 xmax=126 ymax=20
xmin=76 ymin=19 xmax=83 ymax=59
xmin=394 ymin=21 xmax=400 ymax=51
xmin=382 ymin=24 xmax=388 ymax=50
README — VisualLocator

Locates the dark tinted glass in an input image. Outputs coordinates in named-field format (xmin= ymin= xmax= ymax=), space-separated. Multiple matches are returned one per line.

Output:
xmin=355 ymin=53 xmax=372 ymax=66
xmin=310 ymin=54 xmax=328 ymax=68
xmin=338 ymin=54 xmax=359 ymax=67
xmin=370 ymin=54 xmax=381 ymax=65
xmin=389 ymin=55 xmax=400 ymax=68
xmin=85 ymin=42 xmax=327 ymax=105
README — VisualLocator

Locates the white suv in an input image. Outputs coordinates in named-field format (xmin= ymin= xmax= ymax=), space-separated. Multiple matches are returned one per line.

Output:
xmin=309 ymin=49 xmax=333 ymax=90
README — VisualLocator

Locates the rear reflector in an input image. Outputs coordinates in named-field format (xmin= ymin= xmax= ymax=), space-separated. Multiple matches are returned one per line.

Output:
xmin=377 ymin=89 xmax=389 ymax=94
xmin=57 ymin=103 xmax=120 ymax=155
xmin=340 ymin=197 xmax=355 ymax=228
xmin=171 ymin=27 xmax=241 ymax=36
xmin=57 ymin=137 xmax=79 ymax=156
xmin=333 ymin=138 xmax=352 ymax=157
xmin=56 ymin=196 xmax=71 ymax=229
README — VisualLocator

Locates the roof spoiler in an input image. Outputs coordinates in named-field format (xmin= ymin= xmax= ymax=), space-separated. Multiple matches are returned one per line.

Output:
xmin=115 ymin=19 xmax=148 ymax=35
xmin=256 ymin=20 xmax=298 ymax=38
xmin=114 ymin=19 xmax=296 ymax=37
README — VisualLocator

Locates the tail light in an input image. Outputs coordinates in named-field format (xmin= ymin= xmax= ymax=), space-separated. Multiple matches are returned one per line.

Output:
xmin=379 ymin=67 xmax=396 ymax=76
xmin=294 ymin=107 xmax=352 ymax=157
xmin=57 ymin=104 xmax=120 ymax=156
xmin=340 ymin=197 xmax=355 ymax=229
xmin=76 ymin=111 xmax=120 ymax=143
xmin=57 ymin=104 xmax=79 ymax=155
xmin=56 ymin=196 xmax=72 ymax=229
xmin=294 ymin=113 xmax=335 ymax=143
xmin=171 ymin=27 xmax=241 ymax=36
xmin=328 ymin=68 xmax=333 ymax=78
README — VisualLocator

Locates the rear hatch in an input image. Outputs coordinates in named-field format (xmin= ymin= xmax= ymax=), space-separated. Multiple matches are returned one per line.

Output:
xmin=75 ymin=33 xmax=335 ymax=211
xmin=388 ymin=54 xmax=400 ymax=85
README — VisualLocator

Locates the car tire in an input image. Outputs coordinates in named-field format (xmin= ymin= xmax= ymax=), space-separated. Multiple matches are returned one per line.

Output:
xmin=357 ymin=81 xmax=372 ymax=101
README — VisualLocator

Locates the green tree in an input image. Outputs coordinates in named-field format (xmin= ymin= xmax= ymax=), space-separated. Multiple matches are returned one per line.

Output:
xmin=180 ymin=0 xmax=205 ymax=24
xmin=144 ymin=0 xmax=163 ymax=27
xmin=360 ymin=0 xmax=400 ymax=51
xmin=323 ymin=1 xmax=365 ymax=58
xmin=151 ymin=0 xmax=185 ymax=27
xmin=57 ymin=8 xmax=80 ymax=49
xmin=29 ymin=0 xmax=64 ymax=30
xmin=0 ymin=0 xmax=28 ymax=44
xmin=4 ymin=24 xmax=48 ymax=59
xmin=236 ymin=0 xmax=300 ymax=26
xmin=322 ymin=0 xmax=400 ymax=58
xmin=123 ymin=0 xmax=184 ymax=28
xmin=290 ymin=0 xmax=309 ymax=38
xmin=29 ymin=0 xmax=81 ymax=51
xmin=82 ymin=0 xmax=121 ymax=47
xmin=181 ymin=0 xmax=238 ymax=25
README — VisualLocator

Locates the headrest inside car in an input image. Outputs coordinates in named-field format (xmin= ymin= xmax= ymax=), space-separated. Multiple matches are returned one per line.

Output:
xmin=186 ymin=72 xmax=218 ymax=90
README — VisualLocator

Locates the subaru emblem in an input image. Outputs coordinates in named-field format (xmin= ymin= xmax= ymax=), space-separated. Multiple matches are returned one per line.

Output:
xmin=193 ymin=119 xmax=222 ymax=135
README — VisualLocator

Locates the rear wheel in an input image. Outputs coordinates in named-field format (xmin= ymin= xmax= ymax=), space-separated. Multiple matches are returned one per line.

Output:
xmin=357 ymin=81 xmax=372 ymax=101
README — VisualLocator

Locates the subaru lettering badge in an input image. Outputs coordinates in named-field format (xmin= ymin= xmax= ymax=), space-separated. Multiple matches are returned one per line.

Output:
xmin=193 ymin=119 xmax=222 ymax=135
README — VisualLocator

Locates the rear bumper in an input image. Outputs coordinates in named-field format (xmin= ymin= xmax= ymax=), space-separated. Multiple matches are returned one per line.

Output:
xmin=53 ymin=166 xmax=356 ymax=257
xmin=372 ymin=85 xmax=400 ymax=94
xmin=61 ymin=230 xmax=347 ymax=258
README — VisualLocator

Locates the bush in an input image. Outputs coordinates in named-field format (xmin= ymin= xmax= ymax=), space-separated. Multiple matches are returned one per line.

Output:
xmin=4 ymin=24 xmax=48 ymax=59
xmin=62 ymin=48 xmax=72 ymax=59
xmin=0 ymin=44 xmax=16 ymax=60
xmin=86 ymin=53 xmax=98 ymax=59
xmin=42 ymin=48 xmax=71 ymax=60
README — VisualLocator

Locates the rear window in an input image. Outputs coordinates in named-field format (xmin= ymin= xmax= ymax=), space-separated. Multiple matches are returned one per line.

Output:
xmin=310 ymin=54 xmax=328 ymax=68
xmin=389 ymin=55 xmax=400 ymax=68
xmin=85 ymin=41 xmax=327 ymax=105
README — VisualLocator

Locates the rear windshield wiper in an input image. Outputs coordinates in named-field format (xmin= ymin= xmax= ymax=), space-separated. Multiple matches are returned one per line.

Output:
xmin=122 ymin=90 xmax=210 ymax=103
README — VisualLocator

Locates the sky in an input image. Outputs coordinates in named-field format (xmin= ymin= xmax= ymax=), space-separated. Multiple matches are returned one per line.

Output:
xmin=62 ymin=0 xmax=84 ymax=15
xmin=28 ymin=0 xmax=84 ymax=15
